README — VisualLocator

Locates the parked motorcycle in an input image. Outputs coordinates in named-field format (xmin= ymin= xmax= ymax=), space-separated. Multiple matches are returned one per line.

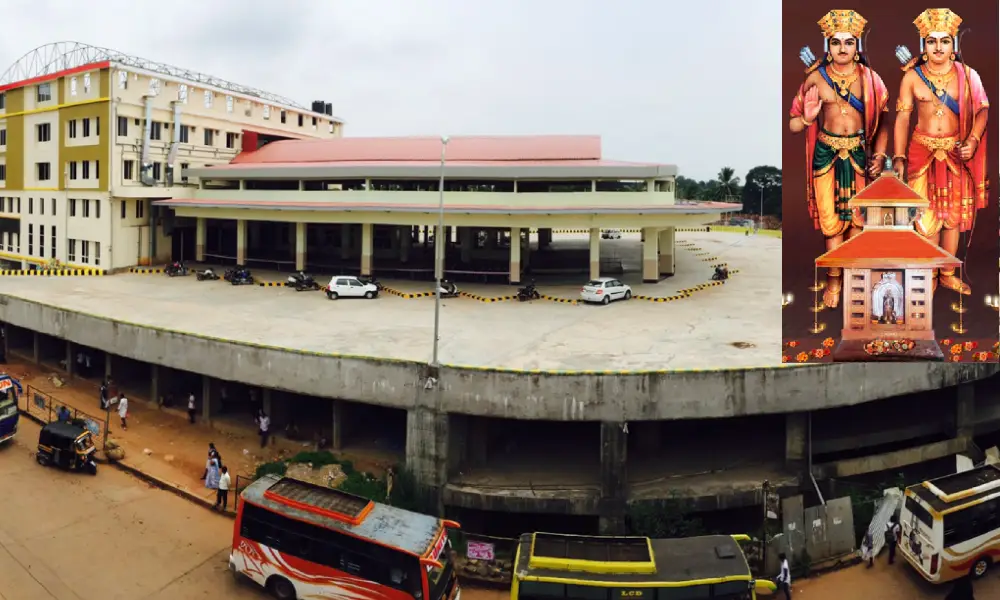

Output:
xmin=165 ymin=261 xmax=188 ymax=277
xmin=287 ymin=271 xmax=321 ymax=291
xmin=228 ymin=268 xmax=254 ymax=286
xmin=711 ymin=266 xmax=729 ymax=282
xmin=358 ymin=275 xmax=384 ymax=291
xmin=436 ymin=280 xmax=460 ymax=299
xmin=516 ymin=282 xmax=540 ymax=302
xmin=223 ymin=267 xmax=250 ymax=282
xmin=196 ymin=268 xmax=220 ymax=281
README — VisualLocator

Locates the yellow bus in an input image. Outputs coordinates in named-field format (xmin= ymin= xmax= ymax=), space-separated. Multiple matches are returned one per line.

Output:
xmin=511 ymin=532 xmax=776 ymax=600
xmin=899 ymin=464 xmax=1000 ymax=583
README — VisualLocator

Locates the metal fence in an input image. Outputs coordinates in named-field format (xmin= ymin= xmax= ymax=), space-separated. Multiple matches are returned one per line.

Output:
xmin=19 ymin=385 xmax=110 ymax=449
xmin=451 ymin=531 xmax=518 ymax=586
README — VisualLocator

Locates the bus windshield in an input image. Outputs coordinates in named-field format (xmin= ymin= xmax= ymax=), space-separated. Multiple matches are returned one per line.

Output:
xmin=0 ymin=394 xmax=15 ymax=418
xmin=427 ymin=537 xmax=454 ymax=599
xmin=904 ymin=496 xmax=933 ymax=528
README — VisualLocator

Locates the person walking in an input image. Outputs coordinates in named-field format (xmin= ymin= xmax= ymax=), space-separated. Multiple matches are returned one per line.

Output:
xmin=99 ymin=380 xmax=108 ymax=410
xmin=187 ymin=393 xmax=197 ymax=424
xmin=117 ymin=393 xmax=129 ymax=431
xmin=861 ymin=529 xmax=875 ymax=568
xmin=776 ymin=552 xmax=792 ymax=599
xmin=215 ymin=466 xmax=231 ymax=511
xmin=204 ymin=455 xmax=220 ymax=496
xmin=255 ymin=410 xmax=270 ymax=449
xmin=885 ymin=515 xmax=901 ymax=565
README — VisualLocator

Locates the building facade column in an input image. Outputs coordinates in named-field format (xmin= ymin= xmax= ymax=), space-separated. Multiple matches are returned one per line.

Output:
xmin=195 ymin=217 xmax=206 ymax=262
xmin=954 ymin=383 xmax=976 ymax=449
xmin=32 ymin=332 xmax=40 ymax=364
xmin=658 ymin=226 xmax=675 ymax=276
xmin=65 ymin=341 xmax=74 ymax=376
xmin=235 ymin=219 xmax=247 ymax=266
xmin=150 ymin=364 xmax=160 ymax=406
xmin=360 ymin=223 xmax=374 ymax=276
xmin=399 ymin=226 xmax=411 ymax=264
xmin=295 ymin=222 xmax=307 ymax=271
xmin=201 ymin=375 xmax=212 ymax=423
xmin=509 ymin=227 xmax=522 ymax=284
xmin=642 ymin=227 xmax=660 ymax=283
xmin=599 ymin=421 xmax=628 ymax=535
xmin=406 ymin=407 xmax=449 ymax=512
xmin=785 ymin=412 xmax=808 ymax=470
xmin=331 ymin=399 xmax=344 ymax=450
xmin=589 ymin=227 xmax=601 ymax=280
xmin=340 ymin=225 xmax=352 ymax=261
xmin=104 ymin=352 xmax=112 ymax=379
xmin=459 ymin=228 xmax=474 ymax=264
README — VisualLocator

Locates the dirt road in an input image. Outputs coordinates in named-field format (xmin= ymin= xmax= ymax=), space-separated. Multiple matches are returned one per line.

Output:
xmin=2 ymin=417 xmax=997 ymax=599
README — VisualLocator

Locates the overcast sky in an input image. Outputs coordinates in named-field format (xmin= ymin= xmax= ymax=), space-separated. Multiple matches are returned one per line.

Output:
xmin=0 ymin=0 xmax=780 ymax=182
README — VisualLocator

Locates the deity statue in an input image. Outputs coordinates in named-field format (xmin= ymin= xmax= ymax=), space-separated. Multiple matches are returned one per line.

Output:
xmin=893 ymin=8 xmax=989 ymax=295
xmin=790 ymin=10 xmax=890 ymax=309
xmin=872 ymin=272 xmax=904 ymax=324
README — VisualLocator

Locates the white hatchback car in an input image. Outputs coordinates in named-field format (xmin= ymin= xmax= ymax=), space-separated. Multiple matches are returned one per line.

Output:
xmin=326 ymin=276 xmax=380 ymax=300
xmin=580 ymin=277 xmax=632 ymax=304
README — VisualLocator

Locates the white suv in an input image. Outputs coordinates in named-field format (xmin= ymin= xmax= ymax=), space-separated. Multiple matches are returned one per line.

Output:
xmin=326 ymin=276 xmax=379 ymax=300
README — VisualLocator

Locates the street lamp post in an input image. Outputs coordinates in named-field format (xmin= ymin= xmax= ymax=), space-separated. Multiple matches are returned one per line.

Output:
xmin=759 ymin=184 xmax=764 ymax=231
xmin=431 ymin=135 xmax=449 ymax=367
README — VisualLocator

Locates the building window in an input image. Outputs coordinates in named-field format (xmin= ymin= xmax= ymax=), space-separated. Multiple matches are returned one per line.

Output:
xmin=329 ymin=122 xmax=335 ymax=134
xmin=226 ymin=132 xmax=238 ymax=149
xmin=0 ymin=92 xmax=5 ymax=109
xmin=83 ymin=73 xmax=91 ymax=93
xmin=180 ymin=162 xmax=189 ymax=183
xmin=94 ymin=242 xmax=101 ymax=265
xmin=204 ymin=129 xmax=214 ymax=146
xmin=226 ymin=96 xmax=234 ymax=113
xmin=263 ymin=105 xmax=271 ymax=120
xmin=149 ymin=78 xmax=161 ymax=96
xmin=298 ymin=114 xmax=304 ymax=127
xmin=28 ymin=198 xmax=33 ymax=214
xmin=39 ymin=197 xmax=44 ymax=215
xmin=180 ymin=125 xmax=190 ymax=143
xmin=118 ymin=71 xmax=128 ymax=90
xmin=28 ymin=223 xmax=33 ymax=255
xmin=39 ymin=225 xmax=45 ymax=258
xmin=95 ymin=117 xmax=100 ymax=136
xmin=36 ymin=163 xmax=51 ymax=181
xmin=312 ymin=117 xmax=317 ymax=128
xmin=117 ymin=116 xmax=128 ymax=137
xmin=0 ymin=129 xmax=6 ymax=145
xmin=120 ymin=200 xmax=126 ymax=219
xmin=68 ymin=239 xmax=77 ymax=262
xmin=152 ymin=163 xmax=162 ymax=181
xmin=81 ymin=240 xmax=90 ymax=264
xmin=69 ymin=161 xmax=78 ymax=180
xmin=204 ymin=90 xmax=214 ymax=108
xmin=0 ymin=164 xmax=5 ymax=181
xmin=37 ymin=123 xmax=51 ymax=142
xmin=37 ymin=83 xmax=51 ymax=102
xmin=82 ymin=161 xmax=90 ymax=179
xmin=50 ymin=225 xmax=56 ymax=258
xmin=178 ymin=84 xmax=188 ymax=103
xmin=83 ymin=199 xmax=90 ymax=218
xmin=123 ymin=160 xmax=134 ymax=181
xmin=82 ymin=118 xmax=91 ymax=137
xmin=51 ymin=198 xmax=56 ymax=215
xmin=69 ymin=120 xmax=78 ymax=139
xmin=151 ymin=121 xmax=162 ymax=141
xmin=280 ymin=110 xmax=287 ymax=124
xmin=70 ymin=77 xmax=78 ymax=96
xmin=70 ymin=198 xmax=77 ymax=216
xmin=136 ymin=200 xmax=145 ymax=219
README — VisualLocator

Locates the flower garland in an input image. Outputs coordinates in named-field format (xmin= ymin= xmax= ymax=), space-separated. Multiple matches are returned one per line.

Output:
xmin=782 ymin=338 xmax=997 ymax=363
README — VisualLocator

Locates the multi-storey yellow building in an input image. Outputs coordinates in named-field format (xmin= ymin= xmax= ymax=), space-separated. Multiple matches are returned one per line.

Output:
xmin=0 ymin=42 xmax=340 ymax=270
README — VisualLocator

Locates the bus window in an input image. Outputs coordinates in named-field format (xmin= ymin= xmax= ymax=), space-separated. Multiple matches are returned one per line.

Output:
xmin=904 ymin=496 xmax=933 ymax=528
xmin=519 ymin=581 xmax=566 ymax=600
xmin=711 ymin=580 xmax=753 ymax=599
xmin=944 ymin=498 xmax=1000 ymax=548
xmin=656 ymin=586 xmax=710 ymax=599
xmin=567 ymin=585 xmax=609 ymax=600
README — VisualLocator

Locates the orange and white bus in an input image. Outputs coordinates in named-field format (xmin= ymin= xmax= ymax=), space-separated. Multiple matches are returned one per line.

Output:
xmin=898 ymin=464 xmax=1000 ymax=583
xmin=231 ymin=474 xmax=462 ymax=600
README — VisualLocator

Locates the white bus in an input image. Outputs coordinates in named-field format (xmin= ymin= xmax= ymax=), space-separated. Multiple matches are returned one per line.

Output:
xmin=898 ymin=464 xmax=1000 ymax=583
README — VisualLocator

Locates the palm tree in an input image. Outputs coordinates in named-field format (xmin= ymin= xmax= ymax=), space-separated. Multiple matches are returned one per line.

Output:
xmin=716 ymin=167 xmax=741 ymax=202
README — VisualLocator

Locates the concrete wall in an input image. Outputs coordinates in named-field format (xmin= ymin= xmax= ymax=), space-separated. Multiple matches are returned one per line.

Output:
xmin=1 ymin=294 xmax=996 ymax=420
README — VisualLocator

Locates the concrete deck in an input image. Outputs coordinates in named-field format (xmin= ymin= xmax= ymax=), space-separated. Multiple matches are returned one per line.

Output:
xmin=0 ymin=230 xmax=780 ymax=371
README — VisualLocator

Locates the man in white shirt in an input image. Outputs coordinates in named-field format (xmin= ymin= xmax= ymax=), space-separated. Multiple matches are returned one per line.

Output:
xmin=117 ymin=393 xmax=129 ymax=431
xmin=215 ymin=466 xmax=231 ymax=511
xmin=187 ymin=393 xmax=197 ymax=424
xmin=886 ymin=515 xmax=901 ymax=565
xmin=258 ymin=412 xmax=270 ymax=448
xmin=776 ymin=552 xmax=792 ymax=599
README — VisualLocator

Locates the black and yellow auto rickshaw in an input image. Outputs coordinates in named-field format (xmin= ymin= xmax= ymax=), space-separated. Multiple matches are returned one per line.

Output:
xmin=36 ymin=421 xmax=98 ymax=475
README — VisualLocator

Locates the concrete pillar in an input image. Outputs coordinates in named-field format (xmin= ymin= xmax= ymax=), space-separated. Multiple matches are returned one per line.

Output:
xmin=658 ymin=227 xmax=675 ymax=276
xmin=236 ymin=219 xmax=247 ymax=266
xmin=261 ymin=388 xmax=272 ymax=415
xmin=955 ymin=384 xmax=976 ymax=447
xmin=509 ymin=227 xmax=522 ymax=284
xmin=538 ymin=228 xmax=552 ymax=250
xmin=195 ymin=217 xmax=206 ymax=262
xmin=785 ymin=412 xmax=808 ymax=469
xmin=201 ymin=375 xmax=212 ymax=422
xmin=399 ymin=226 xmax=411 ymax=263
xmin=150 ymin=364 xmax=159 ymax=406
xmin=588 ymin=228 xmax=601 ymax=280
xmin=406 ymin=407 xmax=449 ymax=512
xmin=104 ymin=352 xmax=112 ymax=379
xmin=599 ymin=421 xmax=628 ymax=535
xmin=331 ymin=399 xmax=344 ymax=450
xmin=65 ymin=341 xmax=74 ymax=376
xmin=642 ymin=227 xmax=659 ymax=283
xmin=32 ymin=332 xmax=40 ymax=364
xmin=459 ymin=228 xmax=474 ymax=263
xmin=295 ymin=222 xmax=307 ymax=271
xmin=340 ymin=224 xmax=352 ymax=261
xmin=361 ymin=223 xmax=373 ymax=276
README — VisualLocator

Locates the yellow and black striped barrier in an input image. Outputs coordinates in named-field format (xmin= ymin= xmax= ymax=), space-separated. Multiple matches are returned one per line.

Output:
xmin=699 ymin=256 xmax=720 ymax=262
xmin=549 ymin=228 xmax=643 ymax=234
xmin=459 ymin=292 xmax=516 ymax=303
xmin=129 ymin=267 xmax=165 ymax=274
xmin=383 ymin=287 xmax=435 ymax=299
xmin=540 ymin=295 xmax=579 ymax=304
xmin=258 ymin=281 xmax=290 ymax=288
xmin=1 ymin=268 xmax=105 ymax=276
xmin=633 ymin=292 xmax=691 ymax=303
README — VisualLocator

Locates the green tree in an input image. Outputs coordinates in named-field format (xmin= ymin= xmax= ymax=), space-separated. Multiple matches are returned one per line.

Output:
xmin=741 ymin=166 xmax=783 ymax=218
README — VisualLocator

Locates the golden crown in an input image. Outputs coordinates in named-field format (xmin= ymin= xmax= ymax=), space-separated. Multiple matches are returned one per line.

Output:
xmin=914 ymin=8 xmax=961 ymax=38
xmin=817 ymin=10 xmax=867 ymax=38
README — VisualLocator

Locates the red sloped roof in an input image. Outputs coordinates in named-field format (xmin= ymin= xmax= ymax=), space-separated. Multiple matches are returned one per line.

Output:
xmin=230 ymin=135 xmax=606 ymax=165
xmin=815 ymin=229 xmax=961 ymax=268
xmin=850 ymin=174 xmax=927 ymax=204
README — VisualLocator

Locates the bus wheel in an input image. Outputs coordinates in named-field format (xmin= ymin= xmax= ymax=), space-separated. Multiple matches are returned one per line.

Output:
xmin=267 ymin=576 xmax=297 ymax=600
xmin=971 ymin=556 xmax=991 ymax=579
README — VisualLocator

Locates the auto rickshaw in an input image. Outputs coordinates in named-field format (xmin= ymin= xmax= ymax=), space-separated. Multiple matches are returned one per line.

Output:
xmin=36 ymin=421 xmax=98 ymax=475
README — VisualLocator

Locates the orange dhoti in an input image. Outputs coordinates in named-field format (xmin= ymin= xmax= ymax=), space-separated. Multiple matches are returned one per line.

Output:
xmin=907 ymin=130 xmax=979 ymax=236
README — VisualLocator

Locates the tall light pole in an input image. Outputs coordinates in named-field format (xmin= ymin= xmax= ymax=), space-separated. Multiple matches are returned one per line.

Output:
xmin=758 ymin=184 xmax=765 ymax=232
xmin=431 ymin=135 xmax=449 ymax=367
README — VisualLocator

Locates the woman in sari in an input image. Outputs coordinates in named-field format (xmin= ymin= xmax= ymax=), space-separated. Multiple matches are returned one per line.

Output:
xmin=204 ymin=456 xmax=220 ymax=491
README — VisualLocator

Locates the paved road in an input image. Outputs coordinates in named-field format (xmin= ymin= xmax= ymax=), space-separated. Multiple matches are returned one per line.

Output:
xmin=6 ymin=417 xmax=995 ymax=599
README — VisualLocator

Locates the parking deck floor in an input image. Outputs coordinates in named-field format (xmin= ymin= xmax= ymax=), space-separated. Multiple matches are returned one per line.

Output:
xmin=0 ymin=231 xmax=780 ymax=371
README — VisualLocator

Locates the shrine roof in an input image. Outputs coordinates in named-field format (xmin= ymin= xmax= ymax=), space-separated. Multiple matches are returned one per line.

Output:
xmin=849 ymin=174 xmax=929 ymax=207
xmin=815 ymin=229 xmax=961 ymax=268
